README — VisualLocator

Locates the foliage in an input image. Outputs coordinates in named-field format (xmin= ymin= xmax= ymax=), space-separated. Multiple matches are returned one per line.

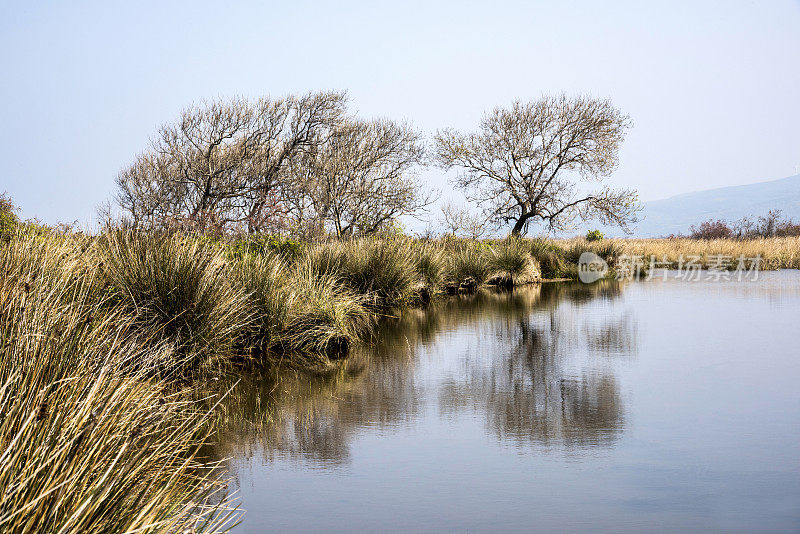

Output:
xmin=0 ymin=192 xmax=19 ymax=242
xmin=282 ymin=264 xmax=373 ymax=356
xmin=586 ymin=229 xmax=604 ymax=242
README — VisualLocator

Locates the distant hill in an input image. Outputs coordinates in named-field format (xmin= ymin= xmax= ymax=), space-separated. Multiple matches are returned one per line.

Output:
xmin=598 ymin=174 xmax=800 ymax=237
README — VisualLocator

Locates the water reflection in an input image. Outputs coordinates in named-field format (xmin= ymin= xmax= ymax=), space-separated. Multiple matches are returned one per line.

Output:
xmin=207 ymin=279 xmax=636 ymax=464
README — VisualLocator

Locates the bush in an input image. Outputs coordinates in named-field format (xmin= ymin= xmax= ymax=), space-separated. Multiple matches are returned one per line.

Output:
xmin=411 ymin=241 xmax=446 ymax=297
xmin=586 ymin=229 xmax=604 ymax=242
xmin=228 ymin=234 xmax=303 ymax=261
xmin=0 ymin=192 xmax=18 ymax=242
xmin=689 ymin=219 xmax=733 ymax=240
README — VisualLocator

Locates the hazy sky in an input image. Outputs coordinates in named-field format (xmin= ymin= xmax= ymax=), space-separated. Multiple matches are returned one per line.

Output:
xmin=1 ymin=0 xmax=799 ymax=229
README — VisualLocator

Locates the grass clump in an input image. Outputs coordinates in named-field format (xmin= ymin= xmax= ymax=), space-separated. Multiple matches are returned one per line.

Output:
xmin=301 ymin=238 xmax=419 ymax=307
xmin=98 ymin=230 xmax=251 ymax=376
xmin=447 ymin=242 xmax=492 ymax=288
xmin=410 ymin=241 xmax=446 ymax=302
xmin=529 ymin=239 xmax=568 ymax=279
xmin=0 ymin=230 xmax=235 ymax=534
xmin=488 ymin=237 xmax=536 ymax=287
xmin=230 ymin=251 xmax=292 ymax=354
xmin=282 ymin=264 xmax=373 ymax=357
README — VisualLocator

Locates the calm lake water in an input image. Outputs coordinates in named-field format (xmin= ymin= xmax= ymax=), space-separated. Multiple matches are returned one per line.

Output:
xmin=211 ymin=272 xmax=800 ymax=533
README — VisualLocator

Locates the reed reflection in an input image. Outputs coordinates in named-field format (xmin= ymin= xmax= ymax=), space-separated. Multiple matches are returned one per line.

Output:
xmin=208 ymin=280 xmax=636 ymax=465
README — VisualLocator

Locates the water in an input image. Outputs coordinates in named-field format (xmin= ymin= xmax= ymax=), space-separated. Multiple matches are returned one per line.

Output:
xmin=210 ymin=272 xmax=800 ymax=533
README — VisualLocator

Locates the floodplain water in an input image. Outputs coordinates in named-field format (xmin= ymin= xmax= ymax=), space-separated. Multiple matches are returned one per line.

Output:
xmin=212 ymin=272 xmax=800 ymax=533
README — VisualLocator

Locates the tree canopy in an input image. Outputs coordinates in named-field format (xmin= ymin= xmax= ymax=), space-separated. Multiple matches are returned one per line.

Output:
xmin=434 ymin=94 xmax=639 ymax=236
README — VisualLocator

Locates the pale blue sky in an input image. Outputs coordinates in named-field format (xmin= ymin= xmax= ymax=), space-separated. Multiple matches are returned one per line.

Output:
xmin=1 ymin=0 xmax=799 ymax=230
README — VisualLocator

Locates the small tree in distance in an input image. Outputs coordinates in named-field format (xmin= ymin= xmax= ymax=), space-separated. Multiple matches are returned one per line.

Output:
xmin=434 ymin=94 xmax=640 ymax=236
xmin=438 ymin=202 xmax=487 ymax=239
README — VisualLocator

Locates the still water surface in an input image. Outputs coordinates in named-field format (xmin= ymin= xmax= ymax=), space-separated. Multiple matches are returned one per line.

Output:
xmin=212 ymin=273 xmax=800 ymax=533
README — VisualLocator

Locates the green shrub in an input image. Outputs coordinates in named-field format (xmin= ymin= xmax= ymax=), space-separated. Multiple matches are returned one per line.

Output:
xmin=586 ymin=229 xmax=604 ymax=242
xmin=590 ymin=240 xmax=623 ymax=263
xmin=229 ymin=234 xmax=304 ymax=261
xmin=412 ymin=242 xmax=445 ymax=290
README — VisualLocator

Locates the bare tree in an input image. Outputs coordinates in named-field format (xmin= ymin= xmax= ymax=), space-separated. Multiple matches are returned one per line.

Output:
xmin=438 ymin=202 xmax=487 ymax=239
xmin=115 ymin=91 xmax=346 ymax=233
xmin=291 ymin=118 xmax=432 ymax=237
xmin=434 ymin=94 xmax=639 ymax=236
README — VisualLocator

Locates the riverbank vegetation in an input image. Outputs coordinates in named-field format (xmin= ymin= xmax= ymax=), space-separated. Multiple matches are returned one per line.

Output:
xmin=610 ymin=236 xmax=800 ymax=270
xmin=3 ymin=217 xmax=800 ymax=533
xmin=4 ymin=88 xmax=799 ymax=533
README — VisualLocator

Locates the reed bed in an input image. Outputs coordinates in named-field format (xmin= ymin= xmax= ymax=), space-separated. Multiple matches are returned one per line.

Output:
xmin=0 ymin=232 xmax=236 ymax=533
xmin=605 ymin=236 xmax=800 ymax=270
xmin=6 ymin=228 xmax=797 ymax=531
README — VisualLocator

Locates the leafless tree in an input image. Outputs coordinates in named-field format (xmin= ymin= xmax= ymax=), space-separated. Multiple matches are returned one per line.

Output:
xmin=434 ymin=94 xmax=639 ymax=236
xmin=438 ymin=202 xmax=487 ymax=239
xmin=115 ymin=91 xmax=346 ymax=233
xmin=290 ymin=118 xmax=432 ymax=237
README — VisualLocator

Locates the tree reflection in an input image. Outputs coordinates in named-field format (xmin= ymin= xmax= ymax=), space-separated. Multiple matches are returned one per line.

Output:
xmin=206 ymin=280 xmax=636 ymax=465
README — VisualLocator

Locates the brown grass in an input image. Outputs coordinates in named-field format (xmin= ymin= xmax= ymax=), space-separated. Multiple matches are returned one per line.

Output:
xmin=605 ymin=236 xmax=800 ymax=270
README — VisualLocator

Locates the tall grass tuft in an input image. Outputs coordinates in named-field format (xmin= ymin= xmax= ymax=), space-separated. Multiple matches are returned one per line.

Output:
xmin=98 ymin=230 xmax=251 ymax=376
xmin=529 ymin=239 xmax=568 ymax=279
xmin=447 ymin=242 xmax=492 ymax=287
xmin=0 ymin=230 xmax=236 ymax=533
xmin=301 ymin=238 xmax=418 ymax=307
xmin=230 ymin=251 xmax=292 ymax=354
xmin=411 ymin=241 xmax=446 ymax=302
xmin=282 ymin=264 xmax=374 ymax=356
xmin=488 ymin=237 xmax=535 ymax=286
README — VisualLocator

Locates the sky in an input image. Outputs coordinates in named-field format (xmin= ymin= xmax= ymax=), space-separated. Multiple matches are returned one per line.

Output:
xmin=1 ymin=0 xmax=799 ymax=232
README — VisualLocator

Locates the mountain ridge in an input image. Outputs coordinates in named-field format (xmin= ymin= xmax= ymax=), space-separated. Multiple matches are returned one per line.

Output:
xmin=597 ymin=174 xmax=800 ymax=237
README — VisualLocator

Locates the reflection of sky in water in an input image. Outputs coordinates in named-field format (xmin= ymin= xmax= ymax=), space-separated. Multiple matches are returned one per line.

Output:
xmin=211 ymin=272 xmax=800 ymax=533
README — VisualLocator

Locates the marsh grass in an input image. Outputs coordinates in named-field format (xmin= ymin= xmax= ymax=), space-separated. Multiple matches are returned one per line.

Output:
xmin=0 ymin=231 xmax=236 ymax=534
xmin=612 ymin=237 xmax=800 ymax=270
xmin=281 ymin=264 xmax=374 ymax=357
xmin=529 ymin=239 xmax=568 ymax=279
xmin=99 ymin=230 xmax=252 ymax=376
xmin=487 ymin=237 xmax=538 ymax=286
xmin=300 ymin=238 xmax=419 ymax=307
xmin=447 ymin=241 xmax=492 ymax=287
xmin=230 ymin=251 xmax=292 ymax=354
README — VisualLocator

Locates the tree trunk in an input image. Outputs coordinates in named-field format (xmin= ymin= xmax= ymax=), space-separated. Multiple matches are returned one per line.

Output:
xmin=511 ymin=214 xmax=530 ymax=236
